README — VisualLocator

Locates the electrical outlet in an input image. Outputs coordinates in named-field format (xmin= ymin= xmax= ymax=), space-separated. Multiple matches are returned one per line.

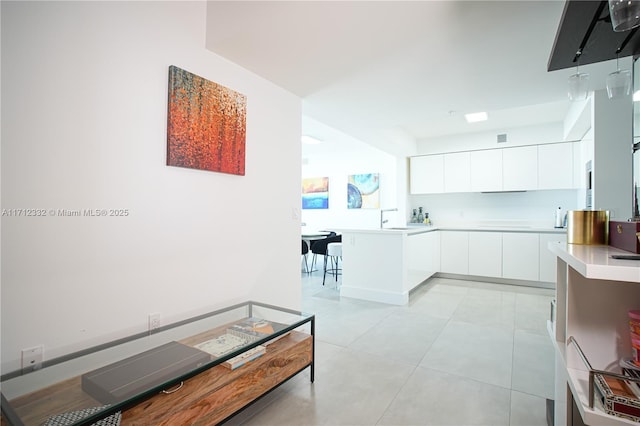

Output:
xmin=21 ymin=345 xmax=44 ymax=373
xmin=148 ymin=313 xmax=161 ymax=332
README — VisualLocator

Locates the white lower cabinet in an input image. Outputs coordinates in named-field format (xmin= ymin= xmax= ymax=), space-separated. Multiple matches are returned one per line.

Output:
xmin=437 ymin=230 xmax=563 ymax=284
xmin=440 ymin=231 xmax=469 ymax=274
xmin=539 ymin=233 xmax=567 ymax=283
xmin=502 ymin=232 xmax=539 ymax=281
xmin=468 ymin=232 xmax=502 ymax=277
xmin=407 ymin=231 xmax=440 ymax=288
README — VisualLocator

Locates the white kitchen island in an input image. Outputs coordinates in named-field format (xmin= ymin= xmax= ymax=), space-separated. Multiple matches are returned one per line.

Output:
xmin=338 ymin=227 xmax=439 ymax=305
xmin=548 ymin=241 xmax=640 ymax=426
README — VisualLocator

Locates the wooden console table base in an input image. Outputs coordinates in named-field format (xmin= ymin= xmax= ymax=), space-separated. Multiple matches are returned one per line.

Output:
xmin=2 ymin=331 xmax=313 ymax=426
xmin=123 ymin=331 xmax=312 ymax=425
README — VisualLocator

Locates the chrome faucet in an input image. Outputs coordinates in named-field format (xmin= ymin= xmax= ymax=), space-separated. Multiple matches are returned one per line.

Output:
xmin=380 ymin=208 xmax=398 ymax=228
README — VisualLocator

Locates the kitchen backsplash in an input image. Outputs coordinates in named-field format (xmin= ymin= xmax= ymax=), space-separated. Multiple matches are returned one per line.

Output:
xmin=411 ymin=189 xmax=580 ymax=228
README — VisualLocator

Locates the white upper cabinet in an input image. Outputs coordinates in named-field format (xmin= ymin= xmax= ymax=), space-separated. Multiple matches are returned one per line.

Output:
xmin=410 ymin=155 xmax=444 ymax=194
xmin=538 ymin=143 xmax=575 ymax=190
xmin=470 ymin=149 xmax=503 ymax=192
xmin=502 ymin=146 xmax=538 ymax=191
xmin=444 ymin=152 xmax=471 ymax=193
xmin=410 ymin=142 xmax=579 ymax=194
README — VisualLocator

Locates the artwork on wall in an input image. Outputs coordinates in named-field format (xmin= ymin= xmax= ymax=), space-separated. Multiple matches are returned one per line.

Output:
xmin=302 ymin=177 xmax=329 ymax=209
xmin=348 ymin=173 xmax=380 ymax=209
xmin=166 ymin=65 xmax=247 ymax=175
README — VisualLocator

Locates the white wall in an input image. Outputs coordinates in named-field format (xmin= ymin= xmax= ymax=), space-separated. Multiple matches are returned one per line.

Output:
xmin=301 ymin=121 xmax=400 ymax=230
xmin=1 ymin=1 xmax=302 ymax=371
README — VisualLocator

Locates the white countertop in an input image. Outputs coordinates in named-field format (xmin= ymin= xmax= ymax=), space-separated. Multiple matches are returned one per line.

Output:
xmin=335 ymin=225 xmax=566 ymax=236
xmin=437 ymin=224 xmax=566 ymax=233
xmin=548 ymin=241 xmax=640 ymax=282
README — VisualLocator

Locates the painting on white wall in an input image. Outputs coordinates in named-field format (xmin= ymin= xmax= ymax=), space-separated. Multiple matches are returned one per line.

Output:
xmin=167 ymin=65 xmax=247 ymax=175
xmin=348 ymin=173 xmax=379 ymax=209
xmin=302 ymin=177 xmax=329 ymax=209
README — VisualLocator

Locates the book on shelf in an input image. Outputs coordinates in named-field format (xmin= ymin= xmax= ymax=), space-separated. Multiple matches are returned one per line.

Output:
xmin=194 ymin=333 xmax=249 ymax=358
xmin=222 ymin=345 xmax=266 ymax=370
xmin=226 ymin=317 xmax=291 ymax=346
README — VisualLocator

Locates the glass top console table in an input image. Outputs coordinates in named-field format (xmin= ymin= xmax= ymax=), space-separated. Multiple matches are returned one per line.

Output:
xmin=1 ymin=301 xmax=315 ymax=426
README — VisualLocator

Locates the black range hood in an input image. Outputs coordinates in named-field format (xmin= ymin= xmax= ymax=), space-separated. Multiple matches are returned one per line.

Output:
xmin=548 ymin=0 xmax=640 ymax=71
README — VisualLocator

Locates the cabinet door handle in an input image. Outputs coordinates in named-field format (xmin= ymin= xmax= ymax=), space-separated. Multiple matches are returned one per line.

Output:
xmin=161 ymin=381 xmax=184 ymax=394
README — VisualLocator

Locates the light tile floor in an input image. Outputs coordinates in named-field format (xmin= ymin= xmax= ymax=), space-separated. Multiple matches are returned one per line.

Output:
xmin=228 ymin=267 xmax=555 ymax=426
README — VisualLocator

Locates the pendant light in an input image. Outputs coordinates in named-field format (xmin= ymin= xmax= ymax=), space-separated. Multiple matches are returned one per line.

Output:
xmin=609 ymin=0 xmax=640 ymax=32
xmin=606 ymin=53 xmax=632 ymax=99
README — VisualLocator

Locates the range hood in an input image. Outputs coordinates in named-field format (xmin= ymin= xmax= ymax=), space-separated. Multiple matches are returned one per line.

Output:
xmin=548 ymin=0 xmax=640 ymax=71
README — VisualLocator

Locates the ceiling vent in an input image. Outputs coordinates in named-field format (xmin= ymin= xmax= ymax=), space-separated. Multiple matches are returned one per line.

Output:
xmin=497 ymin=133 xmax=508 ymax=143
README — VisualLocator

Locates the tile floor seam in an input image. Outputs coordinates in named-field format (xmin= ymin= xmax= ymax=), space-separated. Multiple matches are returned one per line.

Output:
xmin=415 ymin=363 xmax=515 ymax=392
xmin=373 ymin=364 xmax=422 ymax=426
xmin=409 ymin=280 xmax=463 ymax=368
xmin=284 ymin=272 xmax=554 ymax=426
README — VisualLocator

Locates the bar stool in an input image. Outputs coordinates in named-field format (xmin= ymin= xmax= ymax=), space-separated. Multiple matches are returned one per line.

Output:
xmin=323 ymin=242 xmax=342 ymax=286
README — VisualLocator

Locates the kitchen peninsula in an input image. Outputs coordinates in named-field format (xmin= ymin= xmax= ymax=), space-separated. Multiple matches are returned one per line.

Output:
xmin=338 ymin=224 xmax=566 ymax=305
xmin=339 ymin=227 xmax=439 ymax=305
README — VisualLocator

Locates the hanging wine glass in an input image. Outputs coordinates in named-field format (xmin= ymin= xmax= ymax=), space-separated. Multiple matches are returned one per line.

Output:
xmin=606 ymin=54 xmax=631 ymax=99
xmin=568 ymin=71 xmax=590 ymax=101
xmin=608 ymin=0 xmax=640 ymax=32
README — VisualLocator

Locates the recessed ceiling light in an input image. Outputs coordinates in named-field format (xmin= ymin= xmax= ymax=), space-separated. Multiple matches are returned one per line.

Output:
xmin=633 ymin=90 xmax=640 ymax=102
xmin=301 ymin=135 xmax=323 ymax=144
xmin=464 ymin=112 xmax=488 ymax=123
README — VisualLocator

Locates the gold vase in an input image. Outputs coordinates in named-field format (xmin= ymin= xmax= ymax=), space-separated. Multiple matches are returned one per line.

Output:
xmin=566 ymin=210 xmax=610 ymax=245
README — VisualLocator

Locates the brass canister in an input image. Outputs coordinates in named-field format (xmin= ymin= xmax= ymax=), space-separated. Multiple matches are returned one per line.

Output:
xmin=566 ymin=210 xmax=610 ymax=244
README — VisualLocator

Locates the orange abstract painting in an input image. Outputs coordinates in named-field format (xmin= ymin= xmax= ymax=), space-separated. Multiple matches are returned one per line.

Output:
xmin=167 ymin=65 xmax=246 ymax=175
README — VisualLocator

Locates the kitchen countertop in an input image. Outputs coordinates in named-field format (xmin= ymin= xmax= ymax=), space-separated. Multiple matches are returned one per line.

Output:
xmin=336 ymin=224 xmax=567 ymax=235
xmin=548 ymin=241 xmax=640 ymax=282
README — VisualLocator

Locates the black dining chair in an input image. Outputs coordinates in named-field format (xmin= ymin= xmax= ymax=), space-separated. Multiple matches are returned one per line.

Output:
xmin=302 ymin=240 xmax=310 ymax=273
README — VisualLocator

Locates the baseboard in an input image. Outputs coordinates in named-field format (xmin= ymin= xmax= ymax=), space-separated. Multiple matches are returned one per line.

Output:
xmin=434 ymin=273 xmax=555 ymax=290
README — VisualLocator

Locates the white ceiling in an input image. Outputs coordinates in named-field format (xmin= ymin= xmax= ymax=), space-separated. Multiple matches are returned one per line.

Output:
xmin=205 ymin=1 xmax=624 ymax=155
